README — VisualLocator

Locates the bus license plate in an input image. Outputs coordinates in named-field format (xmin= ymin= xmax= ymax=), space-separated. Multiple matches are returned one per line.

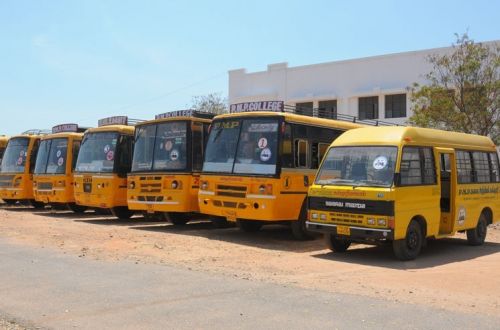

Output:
xmin=337 ymin=225 xmax=350 ymax=236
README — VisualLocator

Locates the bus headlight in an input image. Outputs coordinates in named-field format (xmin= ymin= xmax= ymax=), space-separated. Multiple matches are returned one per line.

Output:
xmin=129 ymin=181 xmax=136 ymax=189
xmin=311 ymin=212 xmax=318 ymax=220
xmin=201 ymin=181 xmax=208 ymax=190
xmin=367 ymin=218 xmax=375 ymax=225
xmin=378 ymin=219 xmax=386 ymax=226
xmin=320 ymin=214 xmax=327 ymax=220
xmin=171 ymin=180 xmax=179 ymax=189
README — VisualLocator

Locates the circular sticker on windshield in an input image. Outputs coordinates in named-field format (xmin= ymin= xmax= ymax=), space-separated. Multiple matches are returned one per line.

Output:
xmin=170 ymin=149 xmax=179 ymax=161
xmin=164 ymin=140 xmax=173 ymax=151
xmin=57 ymin=157 xmax=64 ymax=166
xmin=260 ymin=148 xmax=272 ymax=162
xmin=106 ymin=150 xmax=114 ymax=161
xmin=19 ymin=150 xmax=24 ymax=157
xmin=56 ymin=150 xmax=62 ymax=158
xmin=16 ymin=157 xmax=23 ymax=165
xmin=373 ymin=156 xmax=388 ymax=170
xmin=258 ymin=137 xmax=268 ymax=149
xmin=104 ymin=145 xmax=110 ymax=153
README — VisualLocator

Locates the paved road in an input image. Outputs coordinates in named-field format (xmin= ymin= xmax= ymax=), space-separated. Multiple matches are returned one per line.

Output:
xmin=0 ymin=238 xmax=497 ymax=330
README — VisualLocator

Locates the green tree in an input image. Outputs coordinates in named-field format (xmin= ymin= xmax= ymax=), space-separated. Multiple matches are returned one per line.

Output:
xmin=191 ymin=92 xmax=228 ymax=115
xmin=409 ymin=34 xmax=500 ymax=144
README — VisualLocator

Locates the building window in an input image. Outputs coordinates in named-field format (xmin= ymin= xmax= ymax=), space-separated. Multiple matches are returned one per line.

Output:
xmin=295 ymin=102 xmax=313 ymax=116
xmin=385 ymin=94 xmax=406 ymax=118
xmin=358 ymin=96 xmax=378 ymax=120
xmin=318 ymin=100 xmax=337 ymax=119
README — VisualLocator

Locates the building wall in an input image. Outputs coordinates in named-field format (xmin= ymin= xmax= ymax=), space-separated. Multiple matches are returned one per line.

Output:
xmin=228 ymin=46 xmax=460 ymax=125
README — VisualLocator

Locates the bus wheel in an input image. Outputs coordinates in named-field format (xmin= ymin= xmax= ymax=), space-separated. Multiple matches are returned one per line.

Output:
xmin=68 ymin=203 xmax=87 ymax=214
xmin=392 ymin=220 xmax=423 ymax=261
xmin=111 ymin=207 xmax=134 ymax=220
xmin=466 ymin=214 xmax=488 ymax=246
xmin=210 ymin=216 xmax=230 ymax=228
xmin=30 ymin=200 xmax=45 ymax=209
xmin=237 ymin=220 xmax=263 ymax=232
xmin=291 ymin=204 xmax=314 ymax=240
xmin=325 ymin=234 xmax=351 ymax=252
xmin=95 ymin=208 xmax=112 ymax=216
xmin=168 ymin=213 xmax=190 ymax=226
xmin=3 ymin=199 xmax=17 ymax=205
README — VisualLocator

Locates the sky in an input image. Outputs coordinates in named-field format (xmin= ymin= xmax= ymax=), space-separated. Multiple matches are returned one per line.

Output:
xmin=0 ymin=0 xmax=499 ymax=135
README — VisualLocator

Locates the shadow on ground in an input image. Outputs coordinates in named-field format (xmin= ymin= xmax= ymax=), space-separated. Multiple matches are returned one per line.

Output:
xmin=312 ymin=237 xmax=500 ymax=269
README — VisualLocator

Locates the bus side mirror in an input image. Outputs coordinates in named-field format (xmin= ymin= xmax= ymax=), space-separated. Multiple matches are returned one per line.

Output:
xmin=393 ymin=173 xmax=401 ymax=186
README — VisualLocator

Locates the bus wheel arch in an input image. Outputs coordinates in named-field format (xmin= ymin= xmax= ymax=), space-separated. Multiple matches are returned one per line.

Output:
xmin=467 ymin=212 xmax=488 ymax=246
xmin=290 ymin=199 xmax=313 ymax=240
xmin=392 ymin=216 xmax=426 ymax=261
xmin=481 ymin=207 xmax=493 ymax=225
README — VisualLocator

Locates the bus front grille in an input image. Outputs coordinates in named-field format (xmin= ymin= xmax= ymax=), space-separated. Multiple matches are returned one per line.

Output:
xmin=216 ymin=185 xmax=247 ymax=198
xmin=139 ymin=183 xmax=162 ymax=193
xmin=138 ymin=196 xmax=164 ymax=202
xmin=329 ymin=212 xmax=364 ymax=225
xmin=0 ymin=175 xmax=14 ymax=187
xmin=37 ymin=182 xmax=53 ymax=190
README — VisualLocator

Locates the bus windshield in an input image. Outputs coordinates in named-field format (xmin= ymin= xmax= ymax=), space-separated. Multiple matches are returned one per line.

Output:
xmin=203 ymin=118 xmax=279 ymax=175
xmin=34 ymin=138 xmax=68 ymax=174
xmin=75 ymin=132 xmax=118 ymax=173
xmin=0 ymin=137 xmax=30 ymax=173
xmin=131 ymin=121 xmax=188 ymax=172
xmin=316 ymin=146 xmax=398 ymax=187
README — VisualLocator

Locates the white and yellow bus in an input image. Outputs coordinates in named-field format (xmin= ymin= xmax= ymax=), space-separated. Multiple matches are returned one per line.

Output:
xmin=198 ymin=101 xmax=379 ymax=238
xmin=307 ymin=126 xmax=500 ymax=260
xmin=127 ymin=110 xmax=214 ymax=224
xmin=74 ymin=116 xmax=139 ymax=218
xmin=33 ymin=124 xmax=87 ymax=212
xmin=0 ymin=130 xmax=49 ymax=207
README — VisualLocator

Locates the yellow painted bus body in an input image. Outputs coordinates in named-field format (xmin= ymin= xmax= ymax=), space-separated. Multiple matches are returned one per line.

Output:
xmin=198 ymin=111 xmax=364 ymax=236
xmin=0 ymin=134 xmax=43 ymax=205
xmin=33 ymin=132 xmax=83 ymax=209
xmin=127 ymin=114 xmax=213 ymax=222
xmin=73 ymin=125 xmax=135 ymax=217
xmin=306 ymin=126 xmax=500 ymax=260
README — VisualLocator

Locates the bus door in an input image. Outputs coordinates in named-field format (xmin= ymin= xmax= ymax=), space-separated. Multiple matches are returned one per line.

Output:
xmin=436 ymin=147 xmax=456 ymax=235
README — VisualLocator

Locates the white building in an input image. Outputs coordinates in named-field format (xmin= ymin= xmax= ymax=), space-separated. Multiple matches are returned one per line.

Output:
xmin=228 ymin=43 xmax=497 ymax=126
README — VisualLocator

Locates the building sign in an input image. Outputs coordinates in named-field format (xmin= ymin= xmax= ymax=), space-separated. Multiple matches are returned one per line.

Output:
xmin=230 ymin=101 xmax=284 ymax=113
xmin=98 ymin=116 xmax=128 ymax=127
xmin=52 ymin=124 xmax=79 ymax=134
xmin=155 ymin=110 xmax=197 ymax=119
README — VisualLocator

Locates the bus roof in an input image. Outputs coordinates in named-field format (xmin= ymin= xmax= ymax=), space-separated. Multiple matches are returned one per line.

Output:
xmin=40 ymin=131 xmax=85 ymax=140
xmin=85 ymin=125 xmax=135 ymax=135
xmin=331 ymin=126 xmax=497 ymax=151
xmin=137 ymin=115 xmax=214 ymax=127
xmin=213 ymin=111 xmax=367 ymax=130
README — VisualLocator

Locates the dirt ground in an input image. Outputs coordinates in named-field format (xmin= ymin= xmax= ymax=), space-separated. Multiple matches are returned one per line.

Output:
xmin=1 ymin=204 xmax=500 ymax=317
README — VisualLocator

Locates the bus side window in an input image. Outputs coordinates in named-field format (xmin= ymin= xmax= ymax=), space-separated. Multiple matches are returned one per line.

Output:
xmin=294 ymin=139 xmax=308 ymax=168
xmin=29 ymin=139 xmax=40 ymax=174
xmin=192 ymin=122 xmax=203 ymax=172
xmin=311 ymin=142 xmax=329 ymax=168
xmin=72 ymin=140 xmax=81 ymax=171
xmin=456 ymin=150 xmax=474 ymax=183
xmin=400 ymin=147 xmax=422 ymax=185
xmin=489 ymin=152 xmax=500 ymax=182
xmin=116 ymin=135 xmax=132 ymax=176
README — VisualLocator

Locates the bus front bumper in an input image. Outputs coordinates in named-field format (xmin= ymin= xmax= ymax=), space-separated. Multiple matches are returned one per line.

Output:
xmin=306 ymin=221 xmax=394 ymax=241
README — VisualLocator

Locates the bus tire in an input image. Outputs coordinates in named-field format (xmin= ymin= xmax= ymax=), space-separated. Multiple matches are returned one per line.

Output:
xmin=237 ymin=220 xmax=263 ymax=232
xmin=466 ymin=214 xmax=488 ymax=246
xmin=111 ymin=207 xmax=134 ymax=220
xmin=68 ymin=203 xmax=86 ymax=214
xmin=325 ymin=234 xmax=351 ymax=252
xmin=392 ymin=220 xmax=423 ymax=261
xmin=168 ymin=213 xmax=190 ymax=226
xmin=3 ymin=199 xmax=17 ymax=205
xmin=30 ymin=200 xmax=45 ymax=209
xmin=95 ymin=208 xmax=112 ymax=215
xmin=291 ymin=204 xmax=314 ymax=240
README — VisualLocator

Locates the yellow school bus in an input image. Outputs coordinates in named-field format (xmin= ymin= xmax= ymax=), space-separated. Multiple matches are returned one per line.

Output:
xmin=33 ymin=124 xmax=87 ymax=212
xmin=0 ymin=130 xmax=49 ymax=207
xmin=306 ymin=126 xmax=500 ymax=260
xmin=74 ymin=116 xmax=139 ymax=218
xmin=127 ymin=110 xmax=214 ymax=224
xmin=198 ymin=101 xmax=375 ymax=238
xmin=0 ymin=136 xmax=9 ymax=166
